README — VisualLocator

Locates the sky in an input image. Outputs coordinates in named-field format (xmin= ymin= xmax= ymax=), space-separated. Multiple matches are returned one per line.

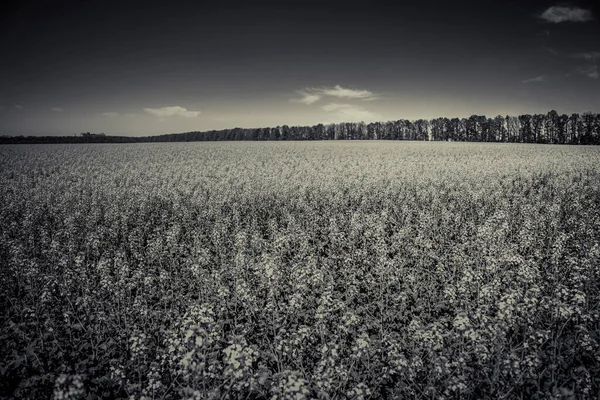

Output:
xmin=1 ymin=0 xmax=599 ymax=136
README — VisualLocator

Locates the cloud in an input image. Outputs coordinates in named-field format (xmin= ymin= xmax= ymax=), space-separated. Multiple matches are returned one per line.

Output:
xmin=572 ymin=52 xmax=600 ymax=79
xmin=522 ymin=75 xmax=547 ymax=83
xmin=101 ymin=112 xmax=119 ymax=118
xmin=320 ymin=85 xmax=376 ymax=100
xmin=51 ymin=107 xmax=64 ymax=112
xmin=321 ymin=102 xmax=382 ymax=122
xmin=577 ymin=65 xmax=599 ymax=79
xmin=291 ymin=91 xmax=322 ymax=105
xmin=543 ymin=46 xmax=560 ymax=55
xmin=321 ymin=103 xmax=355 ymax=112
xmin=291 ymin=85 xmax=377 ymax=104
xmin=143 ymin=106 xmax=201 ymax=118
xmin=573 ymin=51 xmax=600 ymax=61
xmin=15 ymin=104 xmax=23 ymax=110
xmin=539 ymin=6 xmax=593 ymax=23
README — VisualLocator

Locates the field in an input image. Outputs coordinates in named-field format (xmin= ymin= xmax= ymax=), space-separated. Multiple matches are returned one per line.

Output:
xmin=1 ymin=141 xmax=599 ymax=399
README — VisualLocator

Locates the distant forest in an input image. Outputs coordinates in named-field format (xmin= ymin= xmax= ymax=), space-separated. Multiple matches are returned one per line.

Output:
xmin=2 ymin=110 xmax=600 ymax=144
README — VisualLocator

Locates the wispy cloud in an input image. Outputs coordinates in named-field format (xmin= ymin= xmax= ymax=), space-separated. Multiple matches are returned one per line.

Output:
xmin=577 ymin=64 xmax=599 ymax=79
xmin=15 ymin=104 xmax=23 ymax=110
xmin=291 ymin=85 xmax=378 ymax=104
xmin=51 ymin=107 xmax=64 ymax=112
xmin=101 ymin=112 xmax=119 ymax=118
xmin=522 ymin=75 xmax=547 ymax=83
xmin=291 ymin=92 xmax=322 ymax=105
xmin=543 ymin=46 xmax=560 ymax=56
xmin=572 ymin=52 xmax=600 ymax=79
xmin=143 ymin=106 xmax=201 ymax=118
xmin=321 ymin=102 xmax=382 ymax=122
xmin=321 ymin=103 xmax=354 ymax=112
xmin=539 ymin=6 xmax=593 ymax=23
xmin=292 ymin=85 xmax=381 ymax=121
xmin=320 ymin=85 xmax=377 ymax=100
xmin=573 ymin=51 xmax=600 ymax=61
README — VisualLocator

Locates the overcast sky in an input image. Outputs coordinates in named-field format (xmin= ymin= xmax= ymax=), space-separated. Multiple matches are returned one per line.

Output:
xmin=1 ymin=0 xmax=599 ymax=136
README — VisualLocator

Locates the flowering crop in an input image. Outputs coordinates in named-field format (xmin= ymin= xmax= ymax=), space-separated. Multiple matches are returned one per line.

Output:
xmin=0 ymin=141 xmax=599 ymax=399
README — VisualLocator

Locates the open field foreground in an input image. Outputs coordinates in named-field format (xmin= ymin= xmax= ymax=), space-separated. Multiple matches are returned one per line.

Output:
xmin=1 ymin=141 xmax=599 ymax=399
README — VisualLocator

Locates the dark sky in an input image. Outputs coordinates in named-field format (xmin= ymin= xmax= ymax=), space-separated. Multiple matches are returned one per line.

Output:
xmin=1 ymin=0 xmax=599 ymax=136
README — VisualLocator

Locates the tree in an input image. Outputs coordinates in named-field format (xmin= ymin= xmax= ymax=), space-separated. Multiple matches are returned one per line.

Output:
xmin=430 ymin=118 xmax=445 ymax=141
xmin=568 ymin=114 xmax=581 ymax=144
xmin=546 ymin=110 xmax=559 ymax=144
xmin=492 ymin=115 xmax=506 ymax=142
xmin=518 ymin=114 xmax=533 ymax=143
xmin=313 ymin=124 xmax=324 ymax=140
xmin=532 ymin=114 xmax=545 ymax=143
xmin=449 ymin=118 xmax=461 ymax=141
xmin=356 ymin=122 xmax=367 ymax=140
xmin=594 ymin=113 xmax=600 ymax=145
xmin=466 ymin=115 xmax=479 ymax=141
xmin=478 ymin=116 xmax=490 ymax=142
xmin=414 ymin=119 xmax=429 ymax=141
xmin=581 ymin=112 xmax=596 ymax=144
xmin=269 ymin=127 xmax=280 ymax=140
xmin=556 ymin=114 xmax=568 ymax=144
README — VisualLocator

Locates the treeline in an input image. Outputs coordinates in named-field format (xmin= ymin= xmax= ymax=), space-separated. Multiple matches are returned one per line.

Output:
xmin=0 ymin=132 xmax=140 ymax=144
xmin=1 ymin=110 xmax=599 ymax=144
